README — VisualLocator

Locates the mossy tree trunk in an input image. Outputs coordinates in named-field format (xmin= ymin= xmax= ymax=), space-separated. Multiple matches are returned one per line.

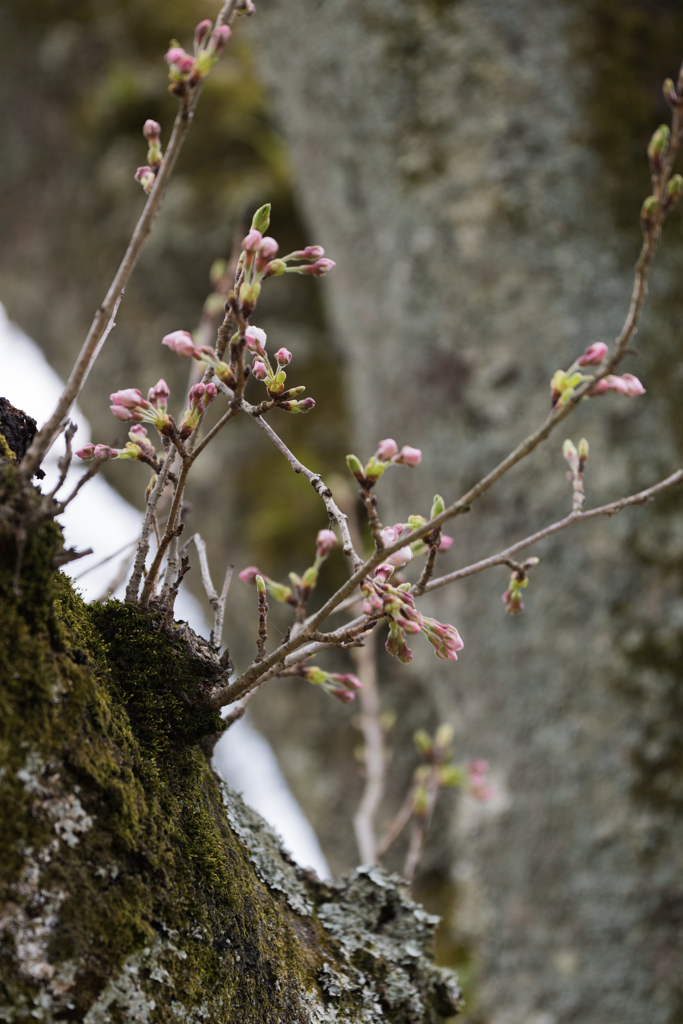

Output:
xmin=0 ymin=456 xmax=461 ymax=1023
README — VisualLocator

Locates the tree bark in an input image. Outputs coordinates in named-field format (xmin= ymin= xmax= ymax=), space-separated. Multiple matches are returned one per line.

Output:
xmin=0 ymin=443 xmax=462 ymax=1023
xmin=250 ymin=2 xmax=683 ymax=1021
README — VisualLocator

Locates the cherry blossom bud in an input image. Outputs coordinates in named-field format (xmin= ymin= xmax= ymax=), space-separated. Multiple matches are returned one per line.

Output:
xmin=386 ymin=546 xmax=413 ymax=568
xmin=110 ymin=388 xmax=144 ymax=409
xmin=375 ymin=438 xmax=398 ymax=461
xmin=245 ymin=326 xmax=267 ymax=353
xmin=194 ymin=19 xmax=213 ymax=47
xmin=148 ymin=379 xmax=170 ymax=408
xmin=264 ymin=259 xmax=286 ymax=277
xmin=589 ymin=373 xmax=646 ymax=397
xmin=439 ymin=534 xmax=453 ymax=551
xmin=208 ymin=24 xmax=232 ymax=53
xmin=259 ymin=236 xmax=279 ymax=260
xmin=578 ymin=437 xmax=589 ymax=461
xmin=296 ymin=258 xmax=336 ymax=276
xmin=577 ymin=342 xmax=608 ymax=366
xmin=252 ymin=358 xmax=268 ymax=380
xmin=110 ymin=404 xmax=137 ymax=422
xmin=394 ymin=445 xmax=422 ymax=466
xmin=239 ymin=566 xmax=261 ymax=584
xmin=165 ymin=46 xmax=187 ymax=65
xmin=129 ymin=425 xmax=148 ymax=442
xmin=242 ymin=228 xmax=262 ymax=252
xmin=75 ymin=444 xmax=96 ymax=460
xmin=143 ymin=119 xmax=161 ymax=141
xmin=251 ymin=204 xmax=271 ymax=233
xmin=94 ymin=444 xmax=119 ymax=461
xmin=280 ymin=398 xmax=316 ymax=414
xmin=162 ymin=330 xmax=198 ymax=358
xmin=373 ymin=564 xmax=395 ymax=583
xmin=275 ymin=347 xmax=292 ymax=366
xmin=316 ymin=529 xmax=337 ymax=558
xmin=134 ymin=166 xmax=156 ymax=195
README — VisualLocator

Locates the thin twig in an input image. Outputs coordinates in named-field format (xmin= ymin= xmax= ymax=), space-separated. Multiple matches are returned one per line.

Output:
xmin=412 ymin=531 xmax=440 ymax=597
xmin=256 ymin=580 xmax=268 ymax=662
xmin=165 ymin=555 xmax=191 ymax=628
xmin=55 ymin=459 xmax=107 ymax=513
xmin=213 ymin=563 xmax=234 ymax=650
xmin=403 ymin=765 xmax=440 ymax=884
xmin=376 ymin=788 xmax=416 ymax=860
xmin=423 ymin=468 xmax=683 ymax=595
xmin=352 ymin=629 xmax=385 ymax=865
xmin=125 ymin=447 xmax=175 ymax=603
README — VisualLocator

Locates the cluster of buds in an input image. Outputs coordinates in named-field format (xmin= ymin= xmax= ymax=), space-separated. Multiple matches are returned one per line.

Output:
xmin=296 ymin=665 xmax=362 ymax=704
xmin=76 ymin=425 xmax=157 ymax=464
xmin=178 ymin=382 xmax=217 ymax=439
xmin=109 ymin=380 xmax=173 ymax=434
xmin=563 ymin=436 xmax=589 ymax=479
xmin=239 ymin=529 xmax=338 ymax=610
xmin=235 ymin=205 xmax=334 ymax=316
xmin=246 ymin=326 xmax=315 ymax=413
xmin=551 ymin=341 xmax=645 ymax=407
xmin=162 ymin=330 xmax=236 ymax=387
xmin=362 ymin=564 xmax=463 ymax=664
xmin=134 ymin=120 xmax=164 ymax=195
xmin=502 ymin=557 xmax=539 ymax=615
xmin=165 ymin=20 xmax=231 ymax=95
xmin=405 ymin=495 xmax=454 ymax=557
xmin=346 ymin=438 xmax=422 ymax=489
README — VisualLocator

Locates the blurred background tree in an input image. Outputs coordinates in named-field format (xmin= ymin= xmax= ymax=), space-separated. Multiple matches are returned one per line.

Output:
xmin=2 ymin=1 xmax=683 ymax=1022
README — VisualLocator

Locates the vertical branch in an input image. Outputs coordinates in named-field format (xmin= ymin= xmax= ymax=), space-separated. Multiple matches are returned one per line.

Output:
xmin=403 ymin=765 xmax=440 ymax=884
xmin=255 ymin=575 xmax=269 ymax=662
xmin=352 ymin=628 xmax=385 ymax=864
xmin=213 ymin=563 xmax=234 ymax=650
xmin=125 ymin=448 xmax=175 ymax=603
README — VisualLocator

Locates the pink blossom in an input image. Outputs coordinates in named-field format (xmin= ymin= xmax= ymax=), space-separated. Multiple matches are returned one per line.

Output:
xmin=393 ymin=445 xmax=422 ymax=466
xmin=162 ymin=330 xmax=198 ymax=358
xmin=209 ymin=24 xmax=232 ymax=52
xmin=110 ymin=404 xmax=138 ymax=422
xmin=110 ymin=388 xmax=144 ymax=409
xmin=176 ymin=54 xmax=195 ymax=74
xmin=242 ymin=228 xmax=262 ymax=252
xmin=372 ymin=564 xmax=395 ymax=583
xmin=147 ymin=379 xmax=170 ymax=408
xmin=275 ymin=347 xmax=292 ymax=366
xmin=380 ymin=524 xmax=405 ymax=547
xmin=375 ymin=438 xmax=399 ymax=461
xmin=439 ymin=534 xmax=454 ymax=551
xmin=252 ymin=358 xmax=268 ymax=380
xmin=165 ymin=46 xmax=187 ymax=65
xmin=245 ymin=326 xmax=267 ymax=353
xmin=239 ymin=566 xmax=261 ymax=584
xmin=316 ymin=529 xmax=338 ymax=558
xmin=386 ymin=545 xmax=413 ymax=568
xmin=259 ymin=236 xmax=279 ymax=260
xmin=134 ymin=166 xmax=156 ymax=194
xmin=297 ymin=259 xmax=336 ymax=276
xmin=128 ymin=425 xmax=148 ymax=441
xmin=194 ymin=19 xmax=213 ymax=46
xmin=143 ymin=119 xmax=161 ymax=141
xmin=589 ymin=373 xmax=646 ymax=397
xmin=577 ymin=341 xmax=609 ymax=366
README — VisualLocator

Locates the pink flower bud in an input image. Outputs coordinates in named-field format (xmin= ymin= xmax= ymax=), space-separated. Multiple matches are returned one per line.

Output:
xmin=94 ymin=444 xmax=118 ymax=461
xmin=275 ymin=347 xmax=292 ymax=366
xmin=242 ymin=228 xmax=262 ymax=252
xmin=375 ymin=438 xmax=398 ymax=461
xmin=208 ymin=24 xmax=232 ymax=53
xmin=194 ymin=19 xmax=213 ymax=46
xmin=110 ymin=388 xmax=143 ymax=409
xmin=188 ymin=383 xmax=206 ymax=406
xmin=439 ymin=534 xmax=454 ymax=551
xmin=129 ymin=425 xmax=148 ymax=441
xmin=162 ymin=330 xmax=197 ymax=358
xmin=252 ymin=358 xmax=268 ymax=380
xmin=589 ymin=373 xmax=646 ymax=397
xmin=280 ymin=397 xmax=316 ymax=414
xmin=380 ymin=524 xmax=404 ymax=547
xmin=620 ymin=372 xmax=647 ymax=396
xmin=298 ymin=258 xmax=336 ymax=276
xmin=134 ymin=166 xmax=156 ymax=194
xmin=577 ymin=342 xmax=609 ymax=366
xmin=176 ymin=54 xmax=196 ymax=74
xmin=259 ymin=236 xmax=279 ymax=259
xmin=331 ymin=673 xmax=362 ymax=690
xmin=245 ymin=326 xmax=267 ymax=353
xmin=165 ymin=46 xmax=187 ymax=65
xmin=239 ymin=566 xmax=261 ymax=584
xmin=76 ymin=444 xmax=96 ymax=460
xmin=143 ymin=119 xmax=161 ymax=141
xmin=386 ymin=546 xmax=413 ymax=568
xmin=393 ymin=445 xmax=422 ymax=467
xmin=373 ymin=564 xmax=395 ymax=582
xmin=303 ymin=245 xmax=325 ymax=259
xmin=110 ymin=404 xmax=136 ymax=422
xmin=148 ymin=379 xmax=170 ymax=408
xmin=316 ymin=529 xmax=337 ymax=558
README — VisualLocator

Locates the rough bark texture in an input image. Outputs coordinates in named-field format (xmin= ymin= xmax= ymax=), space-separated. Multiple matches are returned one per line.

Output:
xmin=249 ymin=2 xmax=683 ymax=1022
xmin=0 ymin=451 xmax=461 ymax=1023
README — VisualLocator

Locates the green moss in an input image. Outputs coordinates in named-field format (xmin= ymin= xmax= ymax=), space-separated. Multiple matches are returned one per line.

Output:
xmin=0 ymin=514 xmax=460 ymax=1021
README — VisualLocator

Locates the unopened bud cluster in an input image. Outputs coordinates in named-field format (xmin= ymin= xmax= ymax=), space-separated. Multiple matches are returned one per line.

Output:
xmin=551 ymin=342 xmax=645 ymax=408
xmin=346 ymin=438 xmax=422 ymax=490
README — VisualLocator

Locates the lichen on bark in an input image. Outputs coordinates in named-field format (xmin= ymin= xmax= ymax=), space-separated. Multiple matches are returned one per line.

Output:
xmin=0 ymin=457 xmax=461 ymax=1023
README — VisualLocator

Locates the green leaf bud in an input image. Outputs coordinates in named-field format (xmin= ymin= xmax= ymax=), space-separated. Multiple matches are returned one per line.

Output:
xmin=665 ymin=173 xmax=683 ymax=211
xmin=578 ymin=437 xmax=589 ymax=461
xmin=408 ymin=514 xmax=427 ymax=529
xmin=439 ymin=765 xmax=466 ymax=788
xmin=648 ymin=124 xmax=670 ymax=174
xmin=430 ymin=494 xmax=445 ymax=518
xmin=435 ymin=723 xmax=454 ymax=751
xmin=640 ymin=195 xmax=659 ymax=230
xmin=255 ymin=574 xmax=266 ymax=594
xmin=346 ymin=454 xmax=364 ymax=480
xmin=414 ymin=729 xmax=433 ymax=756
xmin=251 ymin=203 xmax=271 ymax=233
